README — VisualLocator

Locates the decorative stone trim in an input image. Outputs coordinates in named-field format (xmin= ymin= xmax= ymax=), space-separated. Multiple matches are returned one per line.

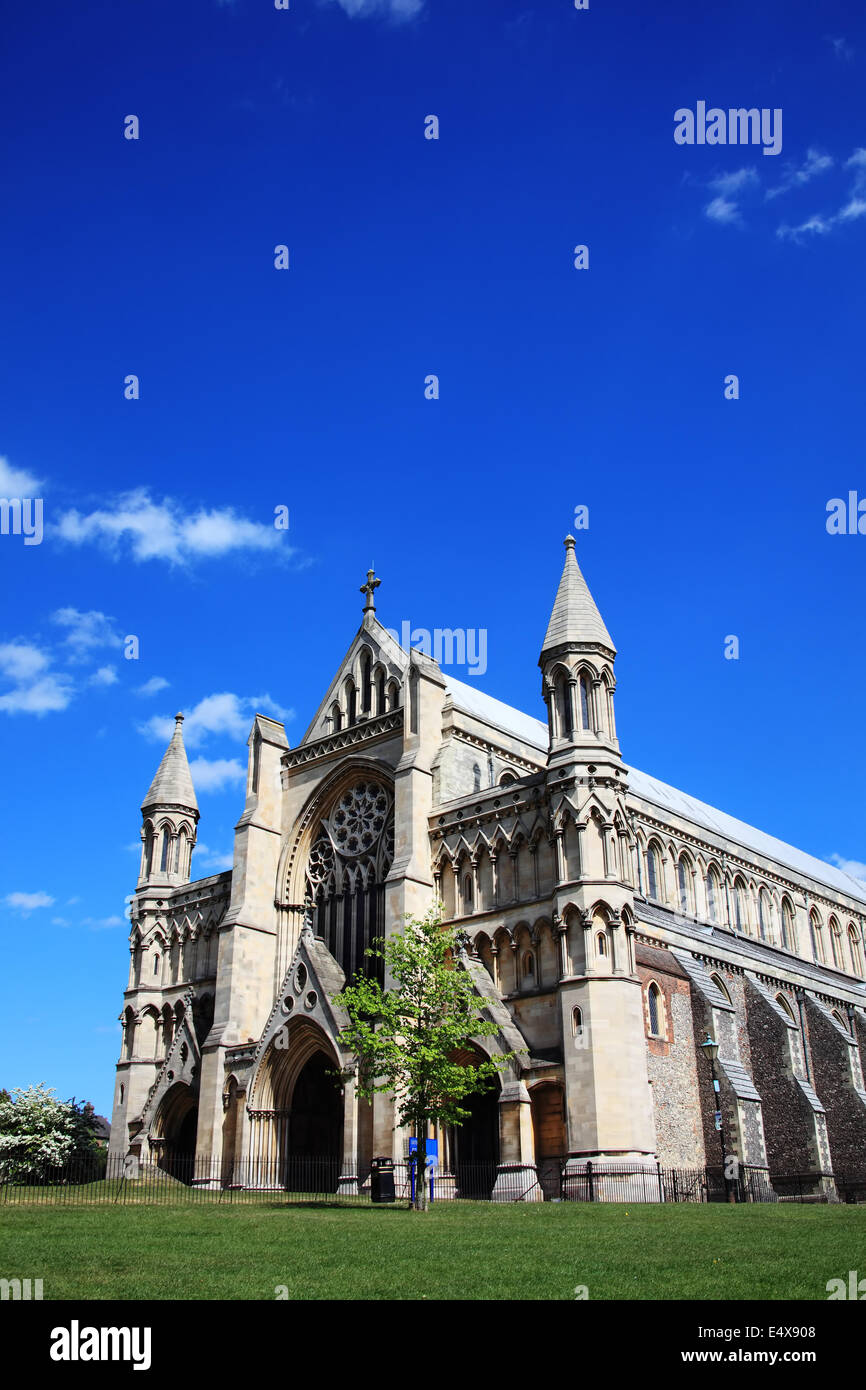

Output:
xmin=283 ymin=711 xmax=403 ymax=769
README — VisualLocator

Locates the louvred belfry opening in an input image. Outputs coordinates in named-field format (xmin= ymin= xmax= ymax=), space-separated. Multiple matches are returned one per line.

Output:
xmin=304 ymin=778 xmax=394 ymax=983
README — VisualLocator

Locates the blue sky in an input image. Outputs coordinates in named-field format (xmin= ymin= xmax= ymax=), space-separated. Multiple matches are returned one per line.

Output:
xmin=1 ymin=0 xmax=864 ymax=1114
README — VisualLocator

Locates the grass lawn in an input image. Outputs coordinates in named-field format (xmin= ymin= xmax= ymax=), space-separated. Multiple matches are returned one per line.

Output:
xmin=2 ymin=1200 xmax=865 ymax=1300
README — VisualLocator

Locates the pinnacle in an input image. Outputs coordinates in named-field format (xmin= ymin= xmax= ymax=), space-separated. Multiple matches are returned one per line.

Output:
xmin=540 ymin=535 xmax=616 ymax=659
xmin=141 ymin=712 xmax=198 ymax=813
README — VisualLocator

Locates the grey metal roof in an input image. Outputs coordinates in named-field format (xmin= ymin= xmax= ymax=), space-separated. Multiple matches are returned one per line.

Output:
xmin=540 ymin=536 xmax=616 ymax=656
xmin=142 ymin=713 xmax=198 ymax=813
xmin=442 ymin=674 xmax=866 ymax=910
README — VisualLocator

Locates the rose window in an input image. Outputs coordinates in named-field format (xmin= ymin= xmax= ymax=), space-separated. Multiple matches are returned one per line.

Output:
xmin=329 ymin=781 xmax=388 ymax=857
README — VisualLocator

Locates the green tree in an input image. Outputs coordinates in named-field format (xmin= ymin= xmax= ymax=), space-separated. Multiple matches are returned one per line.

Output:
xmin=333 ymin=904 xmax=517 ymax=1211
xmin=0 ymin=1083 xmax=104 ymax=1184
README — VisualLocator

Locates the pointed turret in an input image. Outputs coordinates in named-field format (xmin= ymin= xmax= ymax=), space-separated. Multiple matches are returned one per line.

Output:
xmin=539 ymin=538 xmax=619 ymax=757
xmin=138 ymin=713 xmax=199 ymax=887
xmin=142 ymin=713 xmax=198 ymax=814
xmin=540 ymin=535 xmax=615 ymax=660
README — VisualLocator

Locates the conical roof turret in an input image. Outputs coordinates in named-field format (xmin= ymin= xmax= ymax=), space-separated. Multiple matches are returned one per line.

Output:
xmin=141 ymin=713 xmax=198 ymax=814
xmin=539 ymin=536 xmax=616 ymax=660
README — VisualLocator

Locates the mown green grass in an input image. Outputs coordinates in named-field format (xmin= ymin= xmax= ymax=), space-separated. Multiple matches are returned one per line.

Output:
xmin=2 ymin=1200 xmax=865 ymax=1300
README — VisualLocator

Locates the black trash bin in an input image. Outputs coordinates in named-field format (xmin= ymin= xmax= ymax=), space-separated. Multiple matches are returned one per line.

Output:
xmin=370 ymin=1157 xmax=395 ymax=1204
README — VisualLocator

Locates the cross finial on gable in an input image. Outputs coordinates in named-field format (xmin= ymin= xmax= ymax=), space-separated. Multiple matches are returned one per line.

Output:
xmin=360 ymin=566 xmax=381 ymax=614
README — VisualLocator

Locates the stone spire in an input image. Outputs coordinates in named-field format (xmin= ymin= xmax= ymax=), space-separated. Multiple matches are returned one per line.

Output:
xmin=142 ymin=713 xmax=198 ymax=814
xmin=540 ymin=536 xmax=615 ymax=660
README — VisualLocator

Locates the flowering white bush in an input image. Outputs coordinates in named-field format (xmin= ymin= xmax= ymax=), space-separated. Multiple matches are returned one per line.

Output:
xmin=0 ymin=1083 xmax=102 ymax=1182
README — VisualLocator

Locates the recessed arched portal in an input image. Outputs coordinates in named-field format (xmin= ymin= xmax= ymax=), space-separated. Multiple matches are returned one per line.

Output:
xmin=152 ymin=1082 xmax=199 ymax=1182
xmin=445 ymin=1048 xmax=500 ymax=1199
xmin=249 ymin=1018 xmax=344 ymax=1192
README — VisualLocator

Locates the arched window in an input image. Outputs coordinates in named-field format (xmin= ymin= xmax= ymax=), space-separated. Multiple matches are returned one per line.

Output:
xmin=775 ymin=992 xmax=796 ymax=1023
xmin=646 ymin=843 xmax=661 ymax=900
xmin=472 ymin=764 xmax=481 ymax=793
xmin=848 ymin=925 xmax=863 ymax=977
xmin=119 ymin=1083 xmax=125 ymax=1104
xmin=710 ymin=972 xmax=732 ymax=1005
xmin=345 ymin=679 xmax=357 ymax=727
xmin=781 ymin=898 xmax=795 ymax=951
xmin=153 ymin=952 xmax=160 ymax=977
xmin=499 ymin=770 xmax=517 ymax=786
xmin=572 ymin=1006 xmax=584 ymax=1037
xmin=376 ymin=670 xmax=386 ymax=716
xmin=647 ymin=982 xmax=664 ymax=1037
xmin=360 ymin=652 xmax=372 ymax=715
xmin=387 ymin=679 xmax=400 ymax=711
xmin=733 ymin=878 xmax=748 ymax=932
xmin=160 ymin=828 xmax=173 ymax=873
xmin=579 ymin=674 xmax=592 ymax=731
xmin=677 ymin=856 xmax=692 ymax=914
xmin=829 ymin=917 xmax=843 ymax=969
xmin=143 ymin=823 xmax=154 ymax=879
xmin=555 ymin=672 xmax=572 ymax=738
xmin=596 ymin=932 xmax=607 ymax=957
xmin=522 ymin=951 xmax=535 ymax=982
xmin=705 ymin=867 xmax=720 ymax=922
xmin=330 ymin=702 xmax=342 ymax=733
xmin=810 ymin=910 xmax=824 ymax=963
xmin=464 ymin=875 xmax=473 ymax=910
xmin=758 ymin=890 xmax=770 ymax=941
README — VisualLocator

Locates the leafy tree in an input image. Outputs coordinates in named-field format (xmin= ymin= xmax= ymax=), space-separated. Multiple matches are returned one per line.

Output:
xmin=0 ymin=1083 xmax=104 ymax=1183
xmin=333 ymin=904 xmax=517 ymax=1211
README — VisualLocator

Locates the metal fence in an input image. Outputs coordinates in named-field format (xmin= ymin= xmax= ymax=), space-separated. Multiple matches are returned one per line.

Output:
xmin=2 ymin=1155 xmax=864 ymax=1206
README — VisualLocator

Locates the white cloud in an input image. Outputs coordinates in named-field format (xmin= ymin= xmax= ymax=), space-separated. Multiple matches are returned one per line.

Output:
xmin=829 ymin=854 xmax=866 ymax=885
xmin=0 ymin=637 xmax=75 ymax=715
xmin=708 ymin=168 xmax=758 ymax=196
xmin=56 ymin=489 xmax=291 ymax=566
xmin=845 ymin=148 xmax=866 ymax=194
xmin=136 ymin=676 xmax=169 ymax=696
xmin=705 ymin=196 xmax=742 ymax=226
xmin=776 ymin=147 xmax=866 ymax=242
xmin=0 ymin=642 xmax=49 ymax=683
xmin=826 ymin=35 xmax=854 ymax=61
xmin=4 ymin=891 xmax=55 ymax=912
xmin=765 ymin=148 xmax=834 ymax=200
xmin=838 ymin=197 xmax=866 ymax=223
xmin=82 ymin=915 xmax=125 ymax=931
xmin=0 ymin=455 xmax=42 ymax=497
xmin=51 ymin=916 xmax=70 ymax=926
xmin=51 ymin=608 xmax=122 ymax=659
xmin=192 ymin=842 xmax=235 ymax=871
xmin=89 ymin=665 xmax=119 ymax=687
xmin=321 ymin=0 xmax=424 ymax=19
xmin=188 ymin=757 xmax=247 ymax=792
xmin=0 ymin=672 xmax=74 ymax=715
xmin=141 ymin=691 xmax=293 ymax=748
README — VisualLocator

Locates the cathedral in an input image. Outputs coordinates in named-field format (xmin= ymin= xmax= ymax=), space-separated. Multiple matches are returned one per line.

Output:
xmin=109 ymin=539 xmax=866 ymax=1199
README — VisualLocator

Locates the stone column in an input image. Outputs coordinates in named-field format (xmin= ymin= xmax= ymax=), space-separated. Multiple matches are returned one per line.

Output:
xmin=493 ymin=1079 xmax=541 ymax=1202
xmin=338 ymin=1069 xmax=360 ymax=1194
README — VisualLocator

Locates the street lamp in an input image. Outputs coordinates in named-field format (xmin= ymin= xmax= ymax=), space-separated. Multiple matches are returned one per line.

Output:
xmin=700 ymin=1033 xmax=735 ymax=1202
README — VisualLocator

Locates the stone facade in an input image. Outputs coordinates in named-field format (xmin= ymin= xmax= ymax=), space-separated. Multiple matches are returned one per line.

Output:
xmin=109 ymin=542 xmax=866 ymax=1199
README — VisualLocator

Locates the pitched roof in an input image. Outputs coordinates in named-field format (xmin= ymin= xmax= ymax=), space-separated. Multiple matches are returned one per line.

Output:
xmin=142 ymin=713 xmax=198 ymax=813
xmin=540 ymin=535 xmax=616 ymax=657
xmin=441 ymin=673 xmax=866 ymax=908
